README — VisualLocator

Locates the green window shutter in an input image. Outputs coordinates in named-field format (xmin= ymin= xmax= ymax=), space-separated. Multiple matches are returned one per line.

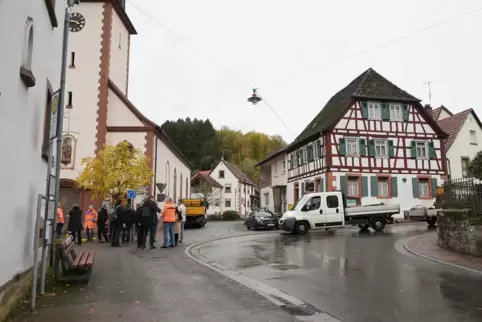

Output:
xmin=402 ymin=104 xmax=409 ymax=121
xmin=359 ymin=139 xmax=367 ymax=156
xmin=428 ymin=142 xmax=436 ymax=159
xmin=317 ymin=140 xmax=322 ymax=158
xmin=431 ymin=178 xmax=437 ymax=197
xmin=362 ymin=176 xmax=368 ymax=197
xmin=388 ymin=140 xmax=395 ymax=157
xmin=381 ymin=103 xmax=390 ymax=120
xmin=391 ymin=177 xmax=398 ymax=197
xmin=410 ymin=141 xmax=417 ymax=158
xmin=412 ymin=178 xmax=419 ymax=198
xmin=339 ymin=138 xmax=346 ymax=156
xmin=340 ymin=176 xmax=348 ymax=195
xmin=370 ymin=176 xmax=378 ymax=197
xmin=369 ymin=139 xmax=376 ymax=156
xmin=361 ymin=102 xmax=368 ymax=118
xmin=319 ymin=178 xmax=324 ymax=192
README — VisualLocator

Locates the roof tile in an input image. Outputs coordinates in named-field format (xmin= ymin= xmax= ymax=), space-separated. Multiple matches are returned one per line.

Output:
xmin=437 ymin=109 xmax=472 ymax=151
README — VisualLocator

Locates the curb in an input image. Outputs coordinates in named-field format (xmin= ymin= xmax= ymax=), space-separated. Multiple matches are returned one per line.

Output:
xmin=403 ymin=236 xmax=482 ymax=275
xmin=185 ymin=233 xmax=342 ymax=322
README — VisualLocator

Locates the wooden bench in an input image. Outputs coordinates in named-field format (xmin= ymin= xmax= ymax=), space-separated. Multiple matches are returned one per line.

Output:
xmin=58 ymin=237 xmax=95 ymax=284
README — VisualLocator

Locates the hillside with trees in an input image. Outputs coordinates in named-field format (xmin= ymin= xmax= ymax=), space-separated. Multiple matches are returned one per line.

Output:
xmin=161 ymin=118 xmax=286 ymax=182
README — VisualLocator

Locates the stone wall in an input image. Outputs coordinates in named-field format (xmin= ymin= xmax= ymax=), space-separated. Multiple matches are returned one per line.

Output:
xmin=437 ymin=209 xmax=482 ymax=257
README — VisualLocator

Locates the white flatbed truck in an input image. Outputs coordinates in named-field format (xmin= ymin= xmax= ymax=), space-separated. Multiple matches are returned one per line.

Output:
xmin=279 ymin=191 xmax=400 ymax=234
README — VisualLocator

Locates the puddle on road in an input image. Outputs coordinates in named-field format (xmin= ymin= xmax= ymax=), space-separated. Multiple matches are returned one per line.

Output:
xmin=270 ymin=264 xmax=301 ymax=270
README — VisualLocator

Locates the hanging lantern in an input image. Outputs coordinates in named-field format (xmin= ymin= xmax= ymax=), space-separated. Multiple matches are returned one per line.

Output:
xmin=247 ymin=88 xmax=262 ymax=105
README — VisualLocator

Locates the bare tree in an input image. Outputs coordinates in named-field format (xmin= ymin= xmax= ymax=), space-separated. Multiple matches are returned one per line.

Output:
xmin=192 ymin=179 xmax=221 ymax=213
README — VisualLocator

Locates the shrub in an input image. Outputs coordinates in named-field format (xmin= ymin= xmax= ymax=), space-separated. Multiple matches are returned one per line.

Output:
xmin=222 ymin=210 xmax=239 ymax=221
xmin=207 ymin=214 xmax=223 ymax=221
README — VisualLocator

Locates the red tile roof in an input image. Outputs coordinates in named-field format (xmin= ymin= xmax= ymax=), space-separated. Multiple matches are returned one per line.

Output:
xmin=431 ymin=107 xmax=441 ymax=121
xmin=437 ymin=109 xmax=472 ymax=151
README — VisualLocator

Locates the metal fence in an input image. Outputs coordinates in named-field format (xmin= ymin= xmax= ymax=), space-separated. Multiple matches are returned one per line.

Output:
xmin=443 ymin=178 xmax=482 ymax=212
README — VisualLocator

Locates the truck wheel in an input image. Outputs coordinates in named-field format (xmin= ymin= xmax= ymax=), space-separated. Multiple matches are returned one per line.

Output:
xmin=295 ymin=221 xmax=310 ymax=235
xmin=371 ymin=217 xmax=386 ymax=232
xmin=358 ymin=224 xmax=370 ymax=231
xmin=427 ymin=217 xmax=437 ymax=226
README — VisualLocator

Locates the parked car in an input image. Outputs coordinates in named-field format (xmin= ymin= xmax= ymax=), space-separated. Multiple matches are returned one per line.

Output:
xmin=245 ymin=210 xmax=279 ymax=230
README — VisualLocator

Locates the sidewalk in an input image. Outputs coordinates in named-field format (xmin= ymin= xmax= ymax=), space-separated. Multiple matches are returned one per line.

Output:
xmin=404 ymin=231 xmax=482 ymax=273
xmin=9 ymin=223 xmax=294 ymax=322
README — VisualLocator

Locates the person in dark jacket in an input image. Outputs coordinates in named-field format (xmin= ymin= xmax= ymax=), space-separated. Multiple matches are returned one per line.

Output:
xmin=139 ymin=197 xmax=161 ymax=249
xmin=121 ymin=205 xmax=135 ymax=243
xmin=97 ymin=205 xmax=109 ymax=243
xmin=110 ymin=200 xmax=125 ymax=247
xmin=135 ymin=204 xmax=142 ymax=248
xmin=68 ymin=204 xmax=83 ymax=245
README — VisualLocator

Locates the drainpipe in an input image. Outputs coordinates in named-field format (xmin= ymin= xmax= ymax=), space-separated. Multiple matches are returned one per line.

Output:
xmin=153 ymin=138 xmax=158 ymax=199
xmin=446 ymin=158 xmax=451 ymax=180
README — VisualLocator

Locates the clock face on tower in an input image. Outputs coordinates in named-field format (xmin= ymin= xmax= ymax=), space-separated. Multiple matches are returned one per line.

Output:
xmin=69 ymin=12 xmax=86 ymax=32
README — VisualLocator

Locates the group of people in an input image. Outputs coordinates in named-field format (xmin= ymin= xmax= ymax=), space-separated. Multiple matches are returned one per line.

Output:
xmin=56 ymin=196 xmax=187 ymax=249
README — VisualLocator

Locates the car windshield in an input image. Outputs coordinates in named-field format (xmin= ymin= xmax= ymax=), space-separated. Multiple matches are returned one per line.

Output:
xmin=254 ymin=211 xmax=274 ymax=218
xmin=293 ymin=195 xmax=310 ymax=211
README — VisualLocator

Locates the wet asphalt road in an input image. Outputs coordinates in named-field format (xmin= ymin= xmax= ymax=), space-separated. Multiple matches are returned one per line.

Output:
xmin=196 ymin=222 xmax=482 ymax=322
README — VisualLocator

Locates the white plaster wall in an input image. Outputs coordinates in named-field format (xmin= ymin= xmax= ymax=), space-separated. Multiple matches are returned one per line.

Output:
xmin=106 ymin=89 xmax=143 ymax=126
xmin=210 ymin=161 xmax=239 ymax=213
xmin=0 ymin=0 xmax=64 ymax=286
xmin=447 ymin=113 xmax=482 ymax=179
xmin=154 ymin=138 xmax=191 ymax=209
xmin=438 ymin=109 xmax=452 ymax=121
xmin=109 ymin=11 xmax=129 ymax=94
xmin=61 ymin=3 xmax=104 ymax=181
xmin=260 ymin=187 xmax=272 ymax=209
xmin=271 ymin=154 xmax=288 ymax=186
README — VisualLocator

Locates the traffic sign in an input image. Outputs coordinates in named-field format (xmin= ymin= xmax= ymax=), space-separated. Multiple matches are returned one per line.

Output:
xmin=127 ymin=189 xmax=136 ymax=199
xmin=49 ymin=90 xmax=60 ymax=139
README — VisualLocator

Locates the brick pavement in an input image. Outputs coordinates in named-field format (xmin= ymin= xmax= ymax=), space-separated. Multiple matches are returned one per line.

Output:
xmin=405 ymin=231 xmax=482 ymax=273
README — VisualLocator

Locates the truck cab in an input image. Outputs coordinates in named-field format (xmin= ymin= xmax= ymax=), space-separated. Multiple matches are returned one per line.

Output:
xmin=279 ymin=191 xmax=399 ymax=234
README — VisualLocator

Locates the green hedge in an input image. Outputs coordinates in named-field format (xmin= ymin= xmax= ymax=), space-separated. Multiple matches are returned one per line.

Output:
xmin=207 ymin=211 xmax=240 ymax=221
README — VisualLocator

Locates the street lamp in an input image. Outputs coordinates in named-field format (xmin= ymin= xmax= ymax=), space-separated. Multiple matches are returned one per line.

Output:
xmin=247 ymin=88 xmax=262 ymax=105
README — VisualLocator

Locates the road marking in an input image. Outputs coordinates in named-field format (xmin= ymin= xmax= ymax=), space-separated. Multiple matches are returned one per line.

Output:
xmin=186 ymin=235 xmax=342 ymax=322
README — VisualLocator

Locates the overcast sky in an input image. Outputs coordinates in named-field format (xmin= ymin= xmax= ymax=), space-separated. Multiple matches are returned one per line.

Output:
xmin=125 ymin=0 xmax=482 ymax=143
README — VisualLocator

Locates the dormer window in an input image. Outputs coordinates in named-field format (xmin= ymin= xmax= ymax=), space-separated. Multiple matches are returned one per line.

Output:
xmin=389 ymin=104 xmax=403 ymax=121
xmin=367 ymin=102 xmax=381 ymax=120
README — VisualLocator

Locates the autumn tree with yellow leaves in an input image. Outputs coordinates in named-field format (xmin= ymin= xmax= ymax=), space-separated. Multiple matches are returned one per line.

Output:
xmin=76 ymin=142 xmax=154 ymax=203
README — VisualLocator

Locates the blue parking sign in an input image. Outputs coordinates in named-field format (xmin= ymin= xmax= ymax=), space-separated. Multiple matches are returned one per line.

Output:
xmin=127 ymin=189 xmax=136 ymax=199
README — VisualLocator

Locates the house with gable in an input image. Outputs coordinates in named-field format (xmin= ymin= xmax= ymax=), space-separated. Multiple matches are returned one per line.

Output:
xmin=257 ymin=68 xmax=448 ymax=213
xmin=430 ymin=106 xmax=482 ymax=179
xmin=209 ymin=159 xmax=258 ymax=216
xmin=256 ymin=148 xmax=288 ymax=214
xmin=191 ymin=170 xmax=223 ymax=214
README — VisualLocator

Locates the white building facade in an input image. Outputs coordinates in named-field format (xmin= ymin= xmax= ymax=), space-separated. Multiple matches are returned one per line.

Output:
xmin=59 ymin=0 xmax=191 ymax=211
xmin=257 ymin=68 xmax=448 ymax=216
xmin=209 ymin=160 xmax=257 ymax=216
xmin=432 ymin=107 xmax=482 ymax=180
xmin=258 ymin=152 xmax=290 ymax=214
xmin=0 ymin=0 xmax=65 ymax=317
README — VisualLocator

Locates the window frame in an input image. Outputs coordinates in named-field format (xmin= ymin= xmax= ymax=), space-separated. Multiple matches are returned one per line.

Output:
xmin=374 ymin=139 xmax=388 ymax=158
xmin=377 ymin=176 xmax=391 ymax=198
xmin=389 ymin=103 xmax=403 ymax=121
xmin=416 ymin=141 xmax=428 ymax=159
xmin=225 ymin=198 xmax=231 ymax=207
xmin=470 ymin=130 xmax=477 ymax=145
xmin=367 ymin=102 xmax=381 ymax=120
xmin=345 ymin=138 xmax=359 ymax=157
xmin=347 ymin=176 xmax=360 ymax=198
xmin=418 ymin=179 xmax=430 ymax=198
xmin=326 ymin=195 xmax=339 ymax=208
xmin=219 ymin=170 xmax=225 ymax=178
xmin=225 ymin=184 xmax=231 ymax=193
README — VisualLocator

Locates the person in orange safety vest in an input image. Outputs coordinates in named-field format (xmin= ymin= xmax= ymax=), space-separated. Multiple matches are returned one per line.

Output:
xmin=84 ymin=205 xmax=98 ymax=242
xmin=161 ymin=197 xmax=177 ymax=248
xmin=56 ymin=202 xmax=64 ymax=238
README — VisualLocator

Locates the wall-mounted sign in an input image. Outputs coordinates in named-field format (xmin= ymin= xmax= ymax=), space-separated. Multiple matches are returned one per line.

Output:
xmin=49 ymin=90 xmax=60 ymax=140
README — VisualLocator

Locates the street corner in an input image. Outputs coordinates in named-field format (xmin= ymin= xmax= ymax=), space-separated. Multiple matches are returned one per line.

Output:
xmin=402 ymin=232 xmax=482 ymax=275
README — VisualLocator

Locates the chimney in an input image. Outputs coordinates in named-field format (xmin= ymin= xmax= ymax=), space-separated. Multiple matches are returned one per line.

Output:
xmin=424 ymin=104 xmax=433 ymax=117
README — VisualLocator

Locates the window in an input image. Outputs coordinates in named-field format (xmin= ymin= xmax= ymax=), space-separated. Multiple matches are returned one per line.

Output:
xmin=304 ymin=196 xmax=321 ymax=211
xmin=297 ymin=150 xmax=302 ymax=165
xmin=282 ymin=161 xmax=286 ymax=173
xmin=326 ymin=196 xmax=339 ymax=208
xmin=264 ymin=193 xmax=269 ymax=205
xmin=70 ymin=52 xmax=76 ymax=68
xmin=219 ymin=170 xmax=224 ymax=178
xmin=225 ymin=199 xmax=231 ymax=207
xmin=307 ymin=145 xmax=314 ymax=162
xmin=273 ymin=163 xmax=278 ymax=176
xmin=470 ymin=130 xmax=477 ymax=145
xmin=186 ymin=177 xmax=188 ymax=197
xmin=41 ymin=87 xmax=52 ymax=159
xmin=378 ymin=177 xmax=389 ymax=197
xmin=23 ymin=17 xmax=34 ymax=70
xmin=368 ymin=102 xmax=381 ymax=120
xmin=347 ymin=177 xmax=359 ymax=197
xmin=67 ymin=91 xmax=73 ymax=107
xmin=215 ymin=199 xmax=220 ymax=207
xmin=419 ymin=179 xmax=430 ymax=198
xmin=389 ymin=104 xmax=403 ymax=121
xmin=461 ymin=157 xmax=469 ymax=178
xmin=374 ymin=139 xmax=387 ymax=157
xmin=346 ymin=138 xmax=359 ymax=156
xmin=225 ymin=184 xmax=232 ymax=193
xmin=302 ymin=147 xmax=308 ymax=164
xmin=416 ymin=142 xmax=427 ymax=159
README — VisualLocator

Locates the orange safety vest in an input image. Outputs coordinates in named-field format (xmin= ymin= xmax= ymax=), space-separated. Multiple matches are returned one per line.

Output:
xmin=57 ymin=208 xmax=64 ymax=224
xmin=84 ymin=210 xmax=98 ymax=229
xmin=163 ymin=202 xmax=176 ymax=223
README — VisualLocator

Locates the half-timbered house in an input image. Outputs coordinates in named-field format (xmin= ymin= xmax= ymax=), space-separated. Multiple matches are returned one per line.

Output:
xmin=258 ymin=68 xmax=448 ymax=213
